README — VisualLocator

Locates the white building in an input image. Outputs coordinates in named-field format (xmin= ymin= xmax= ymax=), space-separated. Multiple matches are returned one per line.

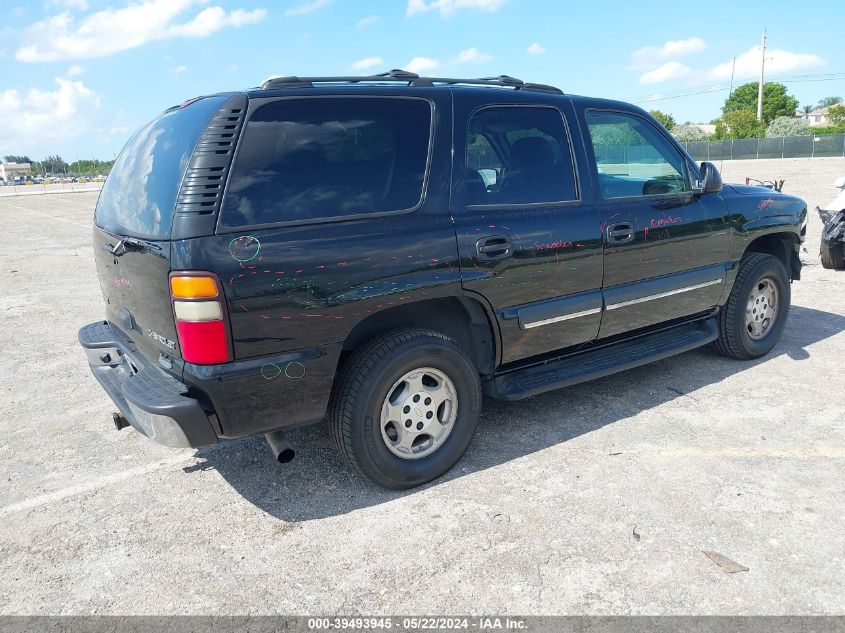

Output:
xmin=0 ymin=162 xmax=31 ymax=182
xmin=798 ymin=104 xmax=842 ymax=127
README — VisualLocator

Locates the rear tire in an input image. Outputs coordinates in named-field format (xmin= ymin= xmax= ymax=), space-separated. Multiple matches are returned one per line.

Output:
xmin=714 ymin=253 xmax=790 ymax=360
xmin=328 ymin=328 xmax=482 ymax=489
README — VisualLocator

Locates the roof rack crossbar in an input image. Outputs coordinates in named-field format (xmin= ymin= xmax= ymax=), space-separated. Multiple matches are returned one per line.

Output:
xmin=260 ymin=70 xmax=562 ymax=94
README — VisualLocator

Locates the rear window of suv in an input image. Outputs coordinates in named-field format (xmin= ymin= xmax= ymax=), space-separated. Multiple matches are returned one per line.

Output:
xmin=95 ymin=95 xmax=228 ymax=240
xmin=220 ymin=97 xmax=432 ymax=228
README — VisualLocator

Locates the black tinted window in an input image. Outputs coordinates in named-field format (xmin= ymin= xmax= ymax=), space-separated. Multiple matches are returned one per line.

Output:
xmin=95 ymin=95 xmax=227 ymax=240
xmin=464 ymin=107 xmax=577 ymax=206
xmin=222 ymin=98 xmax=432 ymax=227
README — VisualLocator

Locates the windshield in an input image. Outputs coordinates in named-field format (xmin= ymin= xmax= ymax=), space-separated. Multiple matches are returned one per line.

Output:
xmin=95 ymin=95 xmax=227 ymax=240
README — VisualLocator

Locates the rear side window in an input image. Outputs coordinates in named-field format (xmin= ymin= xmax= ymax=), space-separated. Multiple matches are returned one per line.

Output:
xmin=464 ymin=106 xmax=577 ymax=206
xmin=95 ymin=95 xmax=227 ymax=240
xmin=221 ymin=97 xmax=432 ymax=227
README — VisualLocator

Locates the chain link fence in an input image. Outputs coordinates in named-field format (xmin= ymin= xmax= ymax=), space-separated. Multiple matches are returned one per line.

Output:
xmin=469 ymin=133 xmax=845 ymax=168
xmin=681 ymin=133 xmax=845 ymax=161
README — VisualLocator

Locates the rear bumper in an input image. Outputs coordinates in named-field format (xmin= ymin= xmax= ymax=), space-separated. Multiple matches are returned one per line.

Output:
xmin=78 ymin=321 xmax=218 ymax=448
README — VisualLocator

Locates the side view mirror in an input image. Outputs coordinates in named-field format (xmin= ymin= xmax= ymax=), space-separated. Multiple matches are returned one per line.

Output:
xmin=695 ymin=161 xmax=723 ymax=194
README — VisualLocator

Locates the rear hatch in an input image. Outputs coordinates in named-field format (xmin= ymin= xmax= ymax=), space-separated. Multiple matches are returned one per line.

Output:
xmin=93 ymin=95 xmax=231 ymax=364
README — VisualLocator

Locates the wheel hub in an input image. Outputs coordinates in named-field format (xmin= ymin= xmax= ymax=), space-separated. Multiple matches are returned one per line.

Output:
xmin=380 ymin=367 xmax=457 ymax=460
xmin=745 ymin=276 xmax=779 ymax=340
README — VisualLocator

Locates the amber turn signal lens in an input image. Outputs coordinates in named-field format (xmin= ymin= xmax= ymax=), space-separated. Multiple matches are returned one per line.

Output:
xmin=170 ymin=275 xmax=218 ymax=299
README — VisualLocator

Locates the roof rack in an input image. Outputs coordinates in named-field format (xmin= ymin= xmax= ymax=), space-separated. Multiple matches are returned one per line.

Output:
xmin=259 ymin=69 xmax=563 ymax=94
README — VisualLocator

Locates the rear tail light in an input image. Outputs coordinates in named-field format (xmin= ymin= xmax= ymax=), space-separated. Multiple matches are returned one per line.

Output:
xmin=169 ymin=272 xmax=232 ymax=365
xmin=171 ymin=275 xmax=218 ymax=299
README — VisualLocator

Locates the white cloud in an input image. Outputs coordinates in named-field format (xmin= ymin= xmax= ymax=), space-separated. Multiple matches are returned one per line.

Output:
xmin=228 ymin=64 xmax=239 ymax=72
xmin=407 ymin=0 xmax=505 ymax=17
xmin=708 ymin=46 xmax=825 ymax=81
xmin=66 ymin=64 xmax=84 ymax=76
xmin=456 ymin=47 xmax=492 ymax=63
xmin=16 ymin=1 xmax=267 ymax=62
xmin=351 ymin=56 xmax=383 ymax=71
xmin=0 ymin=77 xmax=101 ymax=151
xmin=170 ymin=65 xmax=188 ymax=75
xmin=526 ymin=42 xmax=545 ymax=55
xmin=285 ymin=0 xmax=331 ymax=16
xmin=632 ymin=37 xmax=705 ymax=68
xmin=46 ymin=0 xmax=89 ymax=9
xmin=639 ymin=61 xmax=694 ymax=84
xmin=168 ymin=7 xmax=266 ymax=37
xmin=357 ymin=15 xmax=380 ymax=28
xmin=405 ymin=56 xmax=440 ymax=74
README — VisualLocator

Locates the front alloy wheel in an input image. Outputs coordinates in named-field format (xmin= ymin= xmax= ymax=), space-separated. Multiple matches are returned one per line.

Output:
xmin=715 ymin=252 xmax=790 ymax=360
xmin=745 ymin=277 xmax=779 ymax=340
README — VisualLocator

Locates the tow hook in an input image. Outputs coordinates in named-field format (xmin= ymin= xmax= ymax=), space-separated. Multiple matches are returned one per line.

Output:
xmin=265 ymin=430 xmax=295 ymax=463
xmin=112 ymin=411 xmax=130 ymax=431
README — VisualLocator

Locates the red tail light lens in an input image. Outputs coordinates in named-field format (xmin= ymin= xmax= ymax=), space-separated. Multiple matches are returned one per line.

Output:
xmin=169 ymin=272 xmax=232 ymax=365
xmin=175 ymin=321 xmax=230 ymax=364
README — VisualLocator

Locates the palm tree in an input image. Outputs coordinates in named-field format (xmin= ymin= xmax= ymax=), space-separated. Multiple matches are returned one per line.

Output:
xmin=802 ymin=104 xmax=814 ymax=115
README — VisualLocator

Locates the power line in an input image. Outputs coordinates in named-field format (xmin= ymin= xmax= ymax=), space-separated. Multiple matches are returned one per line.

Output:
xmin=633 ymin=71 xmax=845 ymax=104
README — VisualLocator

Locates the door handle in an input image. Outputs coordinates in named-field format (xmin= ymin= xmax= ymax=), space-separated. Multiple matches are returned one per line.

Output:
xmin=606 ymin=222 xmax=635 ymax=245
xmin=476 ymin=235 xmax=512 ymax=261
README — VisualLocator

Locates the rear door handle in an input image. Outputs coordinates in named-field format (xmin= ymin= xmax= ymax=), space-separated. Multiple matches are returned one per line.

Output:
xmin=606 ymin=222 xmax=635 ymax=245
xmin=476 ymin=235 xmax=513 ymax=261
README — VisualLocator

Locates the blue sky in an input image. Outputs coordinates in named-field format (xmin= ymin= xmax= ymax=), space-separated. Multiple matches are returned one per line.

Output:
xmin=1 ymin=0 xmax=843 ymax=162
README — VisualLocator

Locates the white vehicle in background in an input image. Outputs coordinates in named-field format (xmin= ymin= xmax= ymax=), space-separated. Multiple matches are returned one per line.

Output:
xmin=818 ymin=177 xmax=845 ymax=221
xmin=819 ymin=176 xmax=845 ymax=270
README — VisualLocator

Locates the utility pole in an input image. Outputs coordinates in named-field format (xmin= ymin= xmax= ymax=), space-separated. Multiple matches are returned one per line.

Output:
xmin=728 ymin=56 xmax=737 ymax=99
xmin=756 ymin=30 xmax=767 ymax=121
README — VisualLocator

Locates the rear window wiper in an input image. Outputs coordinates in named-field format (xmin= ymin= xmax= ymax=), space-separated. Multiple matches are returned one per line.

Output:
xmin=109 ymin=237 xmax=162 ymax=256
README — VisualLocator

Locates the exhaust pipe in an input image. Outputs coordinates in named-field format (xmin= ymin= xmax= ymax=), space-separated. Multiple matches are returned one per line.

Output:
xmin=112 ymin=411 xmax=129 ymax=431
xmin=265 ymin=430 xmax=295 ymax=464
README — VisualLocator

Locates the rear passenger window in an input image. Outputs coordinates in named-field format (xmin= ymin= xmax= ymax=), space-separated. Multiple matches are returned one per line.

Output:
xmin=221 ymin=97 xmax=432 ymax=227
xmin=464 ymin=106 xmax=577 ymax=206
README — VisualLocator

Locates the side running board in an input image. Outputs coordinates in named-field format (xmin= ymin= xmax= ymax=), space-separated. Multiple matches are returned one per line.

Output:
xmin=487 ymin=318 xmax=717 ymax=400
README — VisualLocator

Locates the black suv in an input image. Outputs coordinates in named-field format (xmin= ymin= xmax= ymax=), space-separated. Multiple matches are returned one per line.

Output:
xmin=79 ymin=71 xmax=806 ymax=489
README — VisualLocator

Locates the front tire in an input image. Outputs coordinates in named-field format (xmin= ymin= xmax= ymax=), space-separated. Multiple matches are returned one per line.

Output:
xmin=328 ymin=328 xmax=482 ymax=489
xmin=714 ymin=253 xmax=791 ymax=360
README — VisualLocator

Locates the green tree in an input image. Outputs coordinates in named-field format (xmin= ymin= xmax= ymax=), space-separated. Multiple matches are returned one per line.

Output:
xmin=765 ymin=116 xmax=811 ymax=137
xmin=588 ymin=122 xmax=642 ymax=147
xmin=817 ymin=96 xmax=842 ymax=109
xmin=826 ymin=105 xmax=845 ymax=126
xmin=3 ymin=155 xmax=32 ymax=164
xmin=672 ymin=124 xmax=708 ymax=142
xmin=801 ymin=105 xmax=814 ymax=115
xmin=722 ymin=82 xmax=798 ymax=124
xmin=41 ymin=155 xmax=68 ymax=174
xmin=68 ymin=159 xmax=115 ymax=176
xmin=715 ymin=109 xmax=765 ymax=139
xmin=648 ymin=109 xmax=676 ymax=131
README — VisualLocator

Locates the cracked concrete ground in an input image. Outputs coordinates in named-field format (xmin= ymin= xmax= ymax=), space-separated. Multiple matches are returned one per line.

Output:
xmin=0 ymin=157 xmax=843 ymax=615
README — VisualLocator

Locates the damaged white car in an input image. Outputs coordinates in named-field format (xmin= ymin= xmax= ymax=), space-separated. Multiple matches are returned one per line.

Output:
xmin=819 ymin=176 xmax=845 ymax=270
